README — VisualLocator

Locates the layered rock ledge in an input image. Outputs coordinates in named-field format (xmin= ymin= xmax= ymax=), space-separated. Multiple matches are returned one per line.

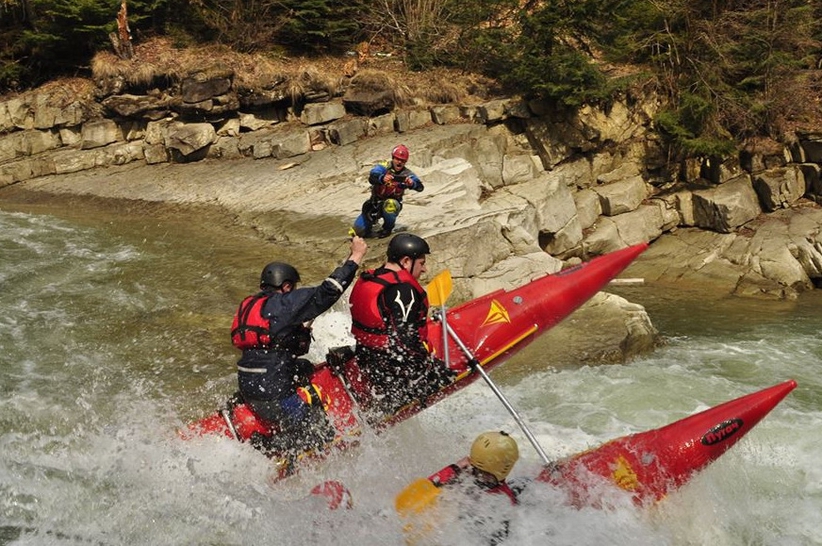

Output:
xmin=3 ymin=74 xmax=822 ymax=363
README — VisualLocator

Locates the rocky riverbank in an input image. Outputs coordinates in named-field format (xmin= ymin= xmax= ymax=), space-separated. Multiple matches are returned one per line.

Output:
xmin=3 ymin=70 xmax=822 ymax=363
xmin=0 ymin=122 xmax=660 ymax=365
xmin=3 ymin=75 xmax=822 ymax=299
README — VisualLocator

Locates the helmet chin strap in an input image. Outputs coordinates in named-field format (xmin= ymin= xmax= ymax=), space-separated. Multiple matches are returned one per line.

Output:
xmin=403 ymin=257 xmax=420 ymax=274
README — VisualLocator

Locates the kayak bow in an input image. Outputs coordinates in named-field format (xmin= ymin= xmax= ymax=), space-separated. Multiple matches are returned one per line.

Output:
xmin=537 ymin=379 xmax=798 ymax=507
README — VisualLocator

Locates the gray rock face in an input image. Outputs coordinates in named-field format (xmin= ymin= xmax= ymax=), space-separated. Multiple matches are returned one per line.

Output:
xmin=164 ymin=123 xmax=216 ymax=156
xmin=3 ymin=77 xmax=822 ymax=357
xmin=300 ymin=102 xmax=346 ymax=126
xmin=753 ymin=166 xmax=806 ymax=211
xmin=342 ymin=89 xmax=394 ymax=116
xmin=692 ymin=176 xmax=762 ymax=233
xmin=181 ymin=72 xmax=232 ymax=104
xmin=101 ymin=93 xmax=176 ymax=118
xmin=594 ymin=176 xmax=648 ymax=216
xmin=81 ymin=119 xmax=122 ymax=150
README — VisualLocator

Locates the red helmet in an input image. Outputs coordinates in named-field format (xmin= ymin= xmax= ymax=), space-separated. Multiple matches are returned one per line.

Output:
xmin=391 ymin=144 xmax=410 ymax=161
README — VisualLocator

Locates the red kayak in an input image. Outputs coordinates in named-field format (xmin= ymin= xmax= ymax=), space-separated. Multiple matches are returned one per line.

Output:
xmin=537 ymin=379 xmax=797 ymax=507
xmin=187 ymin=243 xmax=648 ymax=477
xmin=395 ymin=380 xmax=796 ymax=528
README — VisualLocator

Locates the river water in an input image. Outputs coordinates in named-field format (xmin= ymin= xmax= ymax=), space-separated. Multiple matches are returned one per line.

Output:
xmin=1 ymin=195 xmax=820 ymax=545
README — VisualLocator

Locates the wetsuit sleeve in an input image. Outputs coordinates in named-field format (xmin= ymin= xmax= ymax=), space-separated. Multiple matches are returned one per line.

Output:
xmin=404 ymin=170 xmax=424 ymax=192
xmin=267 ymin=260 xmax=360 ymax=327
xmin=377 ymin=281 xmax=429 ymax=360
xmin=325 ymin=259 xmax=361 ymax=295
xmin=369 ymin=164 xmax=388 ymax=186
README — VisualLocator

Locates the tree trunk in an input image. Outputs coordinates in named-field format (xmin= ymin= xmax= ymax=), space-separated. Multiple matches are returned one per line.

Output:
xmin=115 ymin=0 xmax=134 ymax=60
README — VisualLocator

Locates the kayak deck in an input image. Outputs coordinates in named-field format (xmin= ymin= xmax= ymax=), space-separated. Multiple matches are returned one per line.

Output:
xmin=537 ymin=379 xmax=797 ymax=507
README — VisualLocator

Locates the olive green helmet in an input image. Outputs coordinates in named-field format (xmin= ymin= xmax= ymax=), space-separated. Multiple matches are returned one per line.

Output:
xmin=469 ymin=431 xmax=519 ymax=482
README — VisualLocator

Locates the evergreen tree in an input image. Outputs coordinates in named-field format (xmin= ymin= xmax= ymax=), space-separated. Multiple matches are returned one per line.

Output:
xmin=473 ymin=0 xmax=615 ymax=106
xmin=609 ymin=0 xmax=820 ymax=154
xmin=278 ymin=0 xmax=365 ymax=54
xmin=12 ymin=0 xmax=115 ymax=84
xmin=1 ymin=0 xmax=198 ymax=90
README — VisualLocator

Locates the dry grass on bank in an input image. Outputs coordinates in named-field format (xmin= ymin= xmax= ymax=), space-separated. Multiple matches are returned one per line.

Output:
xmin=34 ymin=78 xmax=98 ymax=105
xmin=90 ymin=37 xmax=500 ymax=105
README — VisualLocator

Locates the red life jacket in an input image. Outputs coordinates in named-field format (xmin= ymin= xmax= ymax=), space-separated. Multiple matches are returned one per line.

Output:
xmin=372 ymin=161 xmax=409 ymax=200
xmin=349 ymin=268 xmax=429 ymax=349
xmin=231 ymin=293 xmax=311 ymax=354
xmin=428 ymin=464 xmax=518 ymax=505
xmin=232 ymin=294 xmax=271 ymax=349
xmin=373 ymin=179 xmax=406 ymax=200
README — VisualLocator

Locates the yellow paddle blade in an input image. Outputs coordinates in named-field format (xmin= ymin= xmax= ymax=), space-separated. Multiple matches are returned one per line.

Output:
xmin=426 ymin=270 xmax=453 ymax=307
xmin=396 ymin=478 xmax=442 ymax=545
xmin=395 ymin=478 xmax=441 ymax=518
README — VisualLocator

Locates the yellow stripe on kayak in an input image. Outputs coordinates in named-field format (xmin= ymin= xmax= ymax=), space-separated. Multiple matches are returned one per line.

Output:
xmin=453 ymin=325 xmax=538 ymax=380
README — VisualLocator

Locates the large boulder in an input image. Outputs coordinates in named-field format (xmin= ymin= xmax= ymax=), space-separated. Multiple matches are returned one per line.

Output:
xmin=342 ymin=89 xmax=395 ymax=116
xmin=81 ymin=119 xmax=122 ymax=150
xmin=752 ymin=165 xmax=806 ymax=211
xmin=164 ymin=122 xmax=217 ymax=156
xmin=692 ymin=176 xmax=761 ymax=233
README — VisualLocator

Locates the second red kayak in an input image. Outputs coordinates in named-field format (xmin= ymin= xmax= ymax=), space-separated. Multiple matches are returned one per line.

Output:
xmin=537 ymin=379 xmax=797 ymax=507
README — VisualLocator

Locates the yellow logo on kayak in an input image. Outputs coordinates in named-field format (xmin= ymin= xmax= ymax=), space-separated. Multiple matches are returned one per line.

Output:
xmin=612 ymin=455 xmax=639 ymax=491
xmin=481 ymin=300 xmax=511 ymax=326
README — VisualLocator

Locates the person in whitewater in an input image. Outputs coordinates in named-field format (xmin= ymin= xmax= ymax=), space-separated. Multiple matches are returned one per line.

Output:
xmin=396 ymin=431 xmax=523 ymax=545
xmin=348 ymin=233 xmax=454 ymax=419
xmin=351 ymin=144 xmax=424 ymax=238
xmin=231 ymin=236 xmax=368 ymax=459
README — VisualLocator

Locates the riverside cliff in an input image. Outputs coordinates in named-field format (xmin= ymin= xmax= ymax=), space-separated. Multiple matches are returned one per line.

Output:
xmin=2 ymin=54 xmax=822 ymax=362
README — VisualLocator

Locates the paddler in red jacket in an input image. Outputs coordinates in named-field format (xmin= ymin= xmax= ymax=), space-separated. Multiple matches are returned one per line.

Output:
xmin=428 ymin=431 xmax=521 ymax=504
xmin=231 ymin=236 xmax=367 ymax=457
xmin=396 ymin=431 xmax=523 ymax=545
xmin=348 ymin=233 xmax=454 ymax=418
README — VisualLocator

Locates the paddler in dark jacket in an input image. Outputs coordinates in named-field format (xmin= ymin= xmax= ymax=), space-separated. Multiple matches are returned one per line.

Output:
xmin=231 ymin=236 xmax=367 ymax=456
xmin=396 ymin=431 xmax=523 ymax=545
xmin=351 ymin=144 xmax=424 ymax=238
xmin=348 ymin=233 xmax=454 ymax=419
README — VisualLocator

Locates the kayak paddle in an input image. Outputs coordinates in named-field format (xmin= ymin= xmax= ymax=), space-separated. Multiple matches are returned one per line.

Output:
xmin=427 ymin=270 xmax=552 ymax=466
xmin=395 ymin=477 xmax=441 ymax=543
xmin=426 ymin=270 xmax=452 ymax=367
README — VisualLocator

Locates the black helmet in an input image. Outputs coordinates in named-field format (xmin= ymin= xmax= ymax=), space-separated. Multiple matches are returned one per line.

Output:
xmin=387 ymin=233 xmax=430 ymax=263
xmin=260 ymin=262 xmax=300 ymax=289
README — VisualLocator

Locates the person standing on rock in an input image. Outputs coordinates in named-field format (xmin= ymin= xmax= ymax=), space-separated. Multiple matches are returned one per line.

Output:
xmin=231 ymin=236 xmax=367 ymax=458
xmin=351 ymin=144 xmax=424 ymax=238
xmin=348 ymin=233 xmax=455 ymax=419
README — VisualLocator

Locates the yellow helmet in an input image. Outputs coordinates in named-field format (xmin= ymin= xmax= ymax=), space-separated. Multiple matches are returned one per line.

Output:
xmin=469 ymin=431 xmax=519 ymax=481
